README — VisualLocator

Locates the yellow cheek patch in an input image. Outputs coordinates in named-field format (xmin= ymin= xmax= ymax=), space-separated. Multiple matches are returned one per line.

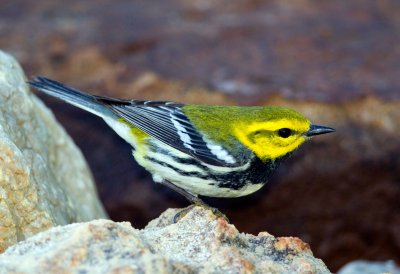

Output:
xmin=233 ymin=119 xmax=310 ymax=161
xmin=252 ymin=136 xmax=306 ymax=160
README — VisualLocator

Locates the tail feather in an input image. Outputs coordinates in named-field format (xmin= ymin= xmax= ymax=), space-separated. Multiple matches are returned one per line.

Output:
xmin=28 ymin=76 xmax=113 ymax=118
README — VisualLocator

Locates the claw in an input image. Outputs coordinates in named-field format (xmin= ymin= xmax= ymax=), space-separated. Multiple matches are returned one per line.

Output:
xmin=173 ymin=203 xmax=229 ymax=223
xmin=159 ymin=180 xmax=229 ymax=223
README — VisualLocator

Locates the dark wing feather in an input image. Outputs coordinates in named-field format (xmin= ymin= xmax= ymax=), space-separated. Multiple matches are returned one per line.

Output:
xmin=98 ymin=98 xmax=240 ymax=167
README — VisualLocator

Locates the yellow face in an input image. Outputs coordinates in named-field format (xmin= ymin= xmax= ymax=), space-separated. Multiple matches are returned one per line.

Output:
xmin=234 ymin=118 xmax=311 ymax=161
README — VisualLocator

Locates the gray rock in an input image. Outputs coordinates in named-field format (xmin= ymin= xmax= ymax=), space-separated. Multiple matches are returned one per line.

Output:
xmin=0 ymin=50 xmax=106 ymax=252
xmin=338 ymin=260 xmax=400 ymax=274
xmin=0 ymin=206 xmax=330 ymax=273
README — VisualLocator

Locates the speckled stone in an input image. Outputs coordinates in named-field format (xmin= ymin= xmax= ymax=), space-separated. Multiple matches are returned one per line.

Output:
xmin=0 ymin=206 xmax=330 ymax=273
xmin=0 ymin=51 xmax=106 ymax=253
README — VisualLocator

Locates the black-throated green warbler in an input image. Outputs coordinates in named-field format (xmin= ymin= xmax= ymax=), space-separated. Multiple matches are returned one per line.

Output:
xmin=29 ymin=77 xmax=334 ymax=204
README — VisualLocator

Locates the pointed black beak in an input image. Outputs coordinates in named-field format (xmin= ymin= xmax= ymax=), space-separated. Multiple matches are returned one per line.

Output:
xmin=305 ymin=124 xmax=335 ymax=137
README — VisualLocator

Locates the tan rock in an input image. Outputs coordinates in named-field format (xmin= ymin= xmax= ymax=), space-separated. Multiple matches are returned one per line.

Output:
xmin=0 ymin=50 xmax=106 ymax=253
xmin=0 ymin=206 xmax=330 ymax=273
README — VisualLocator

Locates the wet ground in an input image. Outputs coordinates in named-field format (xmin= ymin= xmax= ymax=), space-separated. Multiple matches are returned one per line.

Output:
xmin=1 ymin=0 xmax=399 ymax=271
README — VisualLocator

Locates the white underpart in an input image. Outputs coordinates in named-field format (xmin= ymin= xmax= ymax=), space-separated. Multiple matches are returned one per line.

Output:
xmin=149 ymin=162 xmax=262 ymax=197
xmin=134 ymin=138 xmax=255 ymax=197
xmin=145 ymin=149 xmax=207 ymax=174
xmin=142 ymin=149 xmax=261 ymax=197
xmin=233 ymin=183 xmax=264 ymax=197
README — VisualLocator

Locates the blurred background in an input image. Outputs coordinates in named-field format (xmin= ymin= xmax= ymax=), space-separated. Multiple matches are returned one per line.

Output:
xmin=1 ymin=0 xmax=399 ymax=271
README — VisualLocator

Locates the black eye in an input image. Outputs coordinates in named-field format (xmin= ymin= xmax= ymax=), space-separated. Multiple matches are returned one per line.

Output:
xmin=278 ymin=128 xmax=292 ymax=138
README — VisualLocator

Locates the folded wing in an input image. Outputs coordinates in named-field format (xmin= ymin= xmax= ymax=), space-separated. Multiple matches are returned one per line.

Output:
xmin=102 ymin=99 xmax=240 ymax=167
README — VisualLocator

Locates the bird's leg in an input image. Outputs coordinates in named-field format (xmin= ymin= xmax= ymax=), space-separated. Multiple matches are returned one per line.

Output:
xmin=159 ymin=180 xmax=203 ymax=204
xmin=159 ymin=180 xmax=229 ymax=223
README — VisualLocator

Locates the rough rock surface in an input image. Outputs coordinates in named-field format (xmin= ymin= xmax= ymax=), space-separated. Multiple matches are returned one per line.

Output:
xmin=338 ymin=260 xmax=400 ymax=274
xmin=0 ymin=206 xmax=330 ymax=274
xmin=0 ymin=51 xmax=106 ymax=252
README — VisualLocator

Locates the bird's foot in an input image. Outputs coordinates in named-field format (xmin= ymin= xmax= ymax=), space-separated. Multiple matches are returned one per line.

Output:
xmin=158 ymin=180 xmax=229 ymax=223
xmin=173 ymin=200 xmax=229 ymax=223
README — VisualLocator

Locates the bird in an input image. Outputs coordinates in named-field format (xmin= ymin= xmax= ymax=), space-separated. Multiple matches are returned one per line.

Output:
xmin=29 ymin=76 xmax=335 ymax=207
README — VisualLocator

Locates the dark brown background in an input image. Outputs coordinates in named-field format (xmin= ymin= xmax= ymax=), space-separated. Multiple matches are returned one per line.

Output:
xmin=1 ymin=0 xmax=399 ymax=271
